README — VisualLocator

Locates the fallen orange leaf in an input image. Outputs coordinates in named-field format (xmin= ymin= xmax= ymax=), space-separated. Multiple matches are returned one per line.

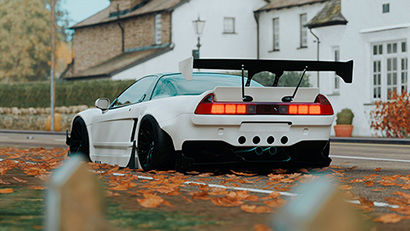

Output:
xmin=181 ymin=195 xmax=193 ymax=203
xmin=12 ymin=177 xmax=27 ymax=183
xmin=254 ymin=224 xmax=272 ymax=231
xmin=350 ymin=178 xmax=365 ymax=183
xmin=0 ymin=179 xmax=10 ymax=185
xmin=106 ymin=191 xmax=120 ymax=197
xmin=371 ymin=188 xmax=387 ymax=192
xmin=28 ymin=186 xmax=46 ymax=190
xmin=374 ymin=213 xmax=403 ymax=223
xmin=338 ymin=185 xmax=352 ymax=190
xmin=364 ymin=181 xmax=374 ymax=187
xmin=191 ymin=191 xmax=211 ymax=200
xmin=137 ymin=193 xmax=171 ymax=208
xmin=264 ymin=198 xmax=286 ymax=208
xmin=230 ymin=170 xmax=257 ymax=176
xmin=211 ymin=197 xmax=243 ymax=207
xmin=273 ymin=169 xmax=287 ymax=174
xmin=241 ymin=205 xmax=272 ymax=214
xmin=0 ymin=188 xmax=14 ymax=194
xmin=374 ymin=168 xmax=382 ymax=172
xmin=261 ymin=191 xmax=281 ymax=200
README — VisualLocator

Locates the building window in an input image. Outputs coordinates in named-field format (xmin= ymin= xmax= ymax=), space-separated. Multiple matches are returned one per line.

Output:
xmin=333 ymin=47 xmax=340 ymax=92
xmin=273 ymin=18 xmax=279 ymax=51
xmin=401 ymin=58 xmax=408 ymax=93
xmin=300 ymin=14 xmax=307 ymax=48
xmin=223 ymin=17 xmax=235 ymax=34
xmin=382 ymin=3 xmax=390 ymax=13
xmin=154 ymin=14 xmax=162 ymax=45
xmin=371 ymin=41 xmax=408 ymax=100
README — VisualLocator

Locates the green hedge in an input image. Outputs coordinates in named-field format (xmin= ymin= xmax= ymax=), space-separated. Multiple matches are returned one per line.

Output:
xmin=0 ymin=79 xmax=135 ymax=108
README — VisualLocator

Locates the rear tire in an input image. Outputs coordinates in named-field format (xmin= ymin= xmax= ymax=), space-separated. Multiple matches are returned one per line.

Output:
xmin=69 ymin=117 xmax=90 ymax=161
xmin=137 ymin=115 xmax=175 ymax=171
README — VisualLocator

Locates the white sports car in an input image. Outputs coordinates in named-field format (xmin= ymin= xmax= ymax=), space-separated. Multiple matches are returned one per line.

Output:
xmin=66 ymin=58 xmax=353 ymax=170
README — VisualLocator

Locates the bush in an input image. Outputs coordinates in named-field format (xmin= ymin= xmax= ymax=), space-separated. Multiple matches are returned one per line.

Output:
xmin=336 ymin=108 xmax=354 ymax=125
xmin=0 ymin=79 xmax=134 ymax=108
xmin=370 ymin=91 xmax=410 ymax=138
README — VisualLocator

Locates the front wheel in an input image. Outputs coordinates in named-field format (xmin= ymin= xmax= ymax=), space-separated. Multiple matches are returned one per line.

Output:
xmin=137 ymin=116 xmax=175 ymax=171
xmin=69 ymin=117 xmax=90 ymax=161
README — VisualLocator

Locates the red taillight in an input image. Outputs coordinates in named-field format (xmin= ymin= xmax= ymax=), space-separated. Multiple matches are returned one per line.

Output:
xmin=314 ymin=94 xmax=334 ymax=115
xmin=195 ymin=93 xmax=334 ymax=115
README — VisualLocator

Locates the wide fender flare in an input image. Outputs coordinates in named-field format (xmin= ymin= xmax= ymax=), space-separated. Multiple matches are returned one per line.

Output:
xmin=70 ymin=108 xmax=103 ymax=129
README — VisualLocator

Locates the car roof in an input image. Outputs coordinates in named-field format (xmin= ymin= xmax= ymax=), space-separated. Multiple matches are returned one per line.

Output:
xmin=159 ymin=72 xmax=242 ymax=78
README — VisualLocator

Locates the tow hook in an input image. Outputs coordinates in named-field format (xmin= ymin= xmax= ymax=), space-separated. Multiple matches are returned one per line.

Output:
xmin=65 ymin=130 xmax=71 ymax=146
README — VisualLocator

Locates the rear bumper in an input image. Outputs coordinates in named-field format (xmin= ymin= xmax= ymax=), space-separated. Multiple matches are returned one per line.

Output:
xmin=180 ymin=140 xmax=331 ymax=167
xmin=161 ymin=114 xmax=334 ymax=151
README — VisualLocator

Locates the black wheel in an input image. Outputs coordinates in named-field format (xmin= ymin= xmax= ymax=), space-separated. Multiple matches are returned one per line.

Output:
xmin=137 ymin=115 xmax=175 ymax=171
xmin=69 ymin=117 xmax=90 ymax=161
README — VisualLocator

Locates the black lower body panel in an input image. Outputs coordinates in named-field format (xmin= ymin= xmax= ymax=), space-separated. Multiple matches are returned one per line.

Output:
xmin=181 ymin=140 xmax=331 ymax=167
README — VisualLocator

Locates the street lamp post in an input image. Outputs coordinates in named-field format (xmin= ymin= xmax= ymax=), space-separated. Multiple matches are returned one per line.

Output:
xmin=192 ymin=16 xmax=205 ymax=59
xmin=50 ymin=0 xmax=55 ymax=131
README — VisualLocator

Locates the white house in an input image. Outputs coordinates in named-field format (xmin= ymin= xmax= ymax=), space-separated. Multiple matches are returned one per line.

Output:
xmin=257 ymin=0 xmax=410 ymax=137
xmin=112 ymin=0 xmax=267 ymax=79
xmin=66 ymin=0 xmax=409 ymax=137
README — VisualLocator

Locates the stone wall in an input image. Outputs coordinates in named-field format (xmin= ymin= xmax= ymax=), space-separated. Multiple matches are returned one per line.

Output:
xmin=0 ymin=106 xmax=88 ymax=131
xmin=73 ymin=12 xmax=171 ymax=73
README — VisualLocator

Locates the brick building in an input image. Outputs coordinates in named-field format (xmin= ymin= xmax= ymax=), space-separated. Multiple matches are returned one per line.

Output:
xmin=63 ymin=0 xmax=266 ymax=80
xmin=64 ymin=0 xmax=184 ymax=80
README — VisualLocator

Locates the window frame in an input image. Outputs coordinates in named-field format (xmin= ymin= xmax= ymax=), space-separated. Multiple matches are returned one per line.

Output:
xmin=223 ymin=17 xmax=236 ymax=34
xmin=272 ymin=18 xmax=280 ymax=51
xmin=371 ymin=40 xmax=408 ymax=101
xmin=382 ymin=3 xmax=390 ymax=13
xmin=299 ymin=13 xmax=308 ymax=48
xmin=333 ymin=47 xmax=340 ymax=93
xmin=154 ymin=14 xmax=162 ymax=45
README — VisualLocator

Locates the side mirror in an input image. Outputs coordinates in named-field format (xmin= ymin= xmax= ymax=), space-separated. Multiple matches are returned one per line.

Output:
xmin=95 ymin=98 xmax=110 ymax=110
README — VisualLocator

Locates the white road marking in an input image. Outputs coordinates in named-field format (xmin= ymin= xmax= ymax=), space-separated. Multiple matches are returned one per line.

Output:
xmin=330 ymin=155 xmax=410 ymax=163
xmin=113 ymin=173 xmax=397 ymax=208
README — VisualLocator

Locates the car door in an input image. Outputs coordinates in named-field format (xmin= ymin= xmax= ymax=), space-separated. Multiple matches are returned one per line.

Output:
xmin=90 ymin=76 xmax=157 ymax=165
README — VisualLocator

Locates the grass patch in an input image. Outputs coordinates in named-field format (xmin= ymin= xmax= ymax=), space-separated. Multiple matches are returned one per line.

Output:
xmin=0 ymin=187 xmax=217 ymax=231
xmin=107 ymin=203 xmax=218 ymax=231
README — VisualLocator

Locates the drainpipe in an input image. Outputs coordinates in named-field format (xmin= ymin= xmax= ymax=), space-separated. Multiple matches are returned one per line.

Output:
xmin=117 ymin=4 xmax=125 ymax=52
xmin=309 ymin=28 xmax=320 ymax=88
xmin=254 ymin=11 xmax=260 ymax=59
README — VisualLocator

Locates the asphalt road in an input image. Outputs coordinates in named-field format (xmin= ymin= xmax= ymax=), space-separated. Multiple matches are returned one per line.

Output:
xmin=1 ymin=131 xmax=410 ymax=227
xmin=0 ymin=131 xmax=67 ymax=148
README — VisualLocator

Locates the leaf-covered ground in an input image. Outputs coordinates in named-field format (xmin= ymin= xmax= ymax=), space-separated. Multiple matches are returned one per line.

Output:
xmin=1 ymin=147 xmax=410 ymax=230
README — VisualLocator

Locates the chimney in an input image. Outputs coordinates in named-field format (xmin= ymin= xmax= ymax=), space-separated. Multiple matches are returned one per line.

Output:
xmin=109 ymin=0 xmax=148 ymax=15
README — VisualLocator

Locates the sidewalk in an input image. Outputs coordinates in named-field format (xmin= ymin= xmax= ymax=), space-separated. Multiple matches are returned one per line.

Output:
xmin=330 ymin=137 xmax=410 ymax=145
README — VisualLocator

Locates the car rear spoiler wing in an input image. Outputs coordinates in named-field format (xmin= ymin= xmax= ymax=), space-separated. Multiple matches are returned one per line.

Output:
xmin=181 ymin=58 xmax=353 ymax=87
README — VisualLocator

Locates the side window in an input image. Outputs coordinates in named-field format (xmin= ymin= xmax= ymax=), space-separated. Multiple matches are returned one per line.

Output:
xmin=112 ymin=76 xmax=156 ymax=108
xmin=152 ymin=78 xmax=176 ymax=99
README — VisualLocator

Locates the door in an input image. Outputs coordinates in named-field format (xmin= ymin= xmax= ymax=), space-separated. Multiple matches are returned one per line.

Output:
xmin=90 ymin=76 xmax=157 ymax=165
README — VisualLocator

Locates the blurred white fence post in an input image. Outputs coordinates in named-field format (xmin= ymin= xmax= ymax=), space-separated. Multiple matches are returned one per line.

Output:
xmin=46 ymin=155 xmax=111 ymax=231
xmin=272 ymin=178 xmax=373 ymax=231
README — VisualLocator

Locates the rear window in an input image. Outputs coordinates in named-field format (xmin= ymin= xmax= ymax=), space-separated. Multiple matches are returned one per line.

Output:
xmin=152 ymin=73 xmax=262 ymax=99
